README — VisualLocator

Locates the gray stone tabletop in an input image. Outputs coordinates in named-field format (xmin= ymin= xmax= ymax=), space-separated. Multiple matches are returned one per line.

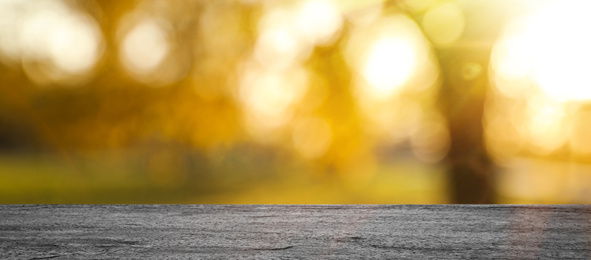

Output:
xmin=1 ymin=205 xmax=590 ymax=259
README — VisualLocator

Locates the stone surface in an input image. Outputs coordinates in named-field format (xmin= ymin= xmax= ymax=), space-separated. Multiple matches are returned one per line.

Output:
xmin=1 ymin=205 xmax=590 ymax=259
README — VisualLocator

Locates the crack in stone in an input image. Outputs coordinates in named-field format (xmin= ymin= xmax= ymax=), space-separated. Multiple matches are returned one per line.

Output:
xmin=251 ymin=245 xmax=294 ymax=251
xmin=29 ymin=255 xmax=61 ymax=260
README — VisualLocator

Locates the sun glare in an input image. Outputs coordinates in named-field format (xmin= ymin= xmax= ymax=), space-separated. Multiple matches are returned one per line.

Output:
xmin=362 ymin=36 xmax=417 ymax=98
xmin=491 ymin=0 xmax=591 ymax=101
xmin=294 ymin=0 xmax=342 ymax=46
xmin=0 ymin=0 xmax=103 ymax=85
xmin=344 ymin=13 xmax=440 ymax=156
xmin=254 ymin=0 xmax=343 ymax=71
xmin=120 ymin=17 xmax=170 ymax=76
xmin=242 ymin=1 xmax=345 ymax=141
xmin=347 ymin=15 xmax=430 ymax=102
xmin=48 ymin=14 xmax=102 ymax=74
xmin=486 ymin=0 xmax=591 ymax=161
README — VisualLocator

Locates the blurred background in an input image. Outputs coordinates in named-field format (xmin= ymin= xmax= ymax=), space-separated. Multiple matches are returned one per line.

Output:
xmin=1 ymin=0 xmax=590 ymax=203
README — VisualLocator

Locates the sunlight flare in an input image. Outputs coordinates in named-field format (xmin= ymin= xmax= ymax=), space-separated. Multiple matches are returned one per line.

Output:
xmin=120 ymin=17 xmax=170 ymax=75
xmin=491 ymin=0 xmax=591 ymax=101
xmin=362 ymin=36 xmax=417 ymax=98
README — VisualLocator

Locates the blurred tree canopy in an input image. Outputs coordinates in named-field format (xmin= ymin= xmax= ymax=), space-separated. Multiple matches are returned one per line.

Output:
xmin=2 ymin=0 xmax=591 ymax=203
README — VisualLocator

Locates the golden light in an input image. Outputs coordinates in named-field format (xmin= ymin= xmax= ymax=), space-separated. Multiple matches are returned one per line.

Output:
xmin=294 ymin=0 xmax=342 ymax=46
xmin=485 ymin=91 xmax=571 ymax=159
xmin=0 ymin=0 xmax=103 ymax=84
xmin=362 ymin=36 xmax=417 ymax=99
xmin=421 ymin=3 xmax=465 ymax=47
xmin=487 ymin=0 xmax=591 ymax=162
xmin=344 ymin=13 xmax=441 ymax=160
xmin=523 ymin=96 xmax=568 ymax=154
xmin=531 ymin=7 xmax=591 ymax=101
xmin=0 ymin=0 xmax=23 ymax=64
xmin=402 ymin=0 xmax=438 ymax=13
xmin=46 ymin=14 xmax=102 ymax=74
xmin=483 ymin=98 xmax=525 ymax=162
xmin=360 ymin=100 xmax=421 ymax=139
xmin=255 ymin=8 xmax=308 ymax=71
xmin=569 ymin=110 xmax=591 ymax=155
xmin=239 ymin=65 xmax=308 ymax=138
xmin=243 ymin=1 xmax=343 ymax=140
xmin=489 ymin=19 xmax=535 ymax=99
xmin=346 ymin=15 xmax=431 ymax=102
xmin=120 ymin=16 xmax=170 ymax=76
xmin=254 ymin=24 xmax=304 ymax=71
xmin=410 ymin=116 xmax=450 ymax=163
xmin=254 ymin=0 xmax=343 ymax=71
xmin=197 ymin=3 xmax=248 ymax=59
xmin=339 ymin=0 xmax=382 ymax=27
xmin=491 ymin=0 xmax=591 ymax=101
xmin=291 ymin=117 xmax=332 ymax=159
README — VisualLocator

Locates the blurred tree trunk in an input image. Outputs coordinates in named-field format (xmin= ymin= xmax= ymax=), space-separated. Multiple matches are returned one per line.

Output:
xmin=437 ymin=47 xmax=495 ymax=203
xmin=386 ymin=0 xmax=510 ymax=203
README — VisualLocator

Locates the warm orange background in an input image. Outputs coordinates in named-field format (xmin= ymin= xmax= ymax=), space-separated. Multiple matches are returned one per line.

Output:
xmin=0 ymin=0 xmax=590 ymax=203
